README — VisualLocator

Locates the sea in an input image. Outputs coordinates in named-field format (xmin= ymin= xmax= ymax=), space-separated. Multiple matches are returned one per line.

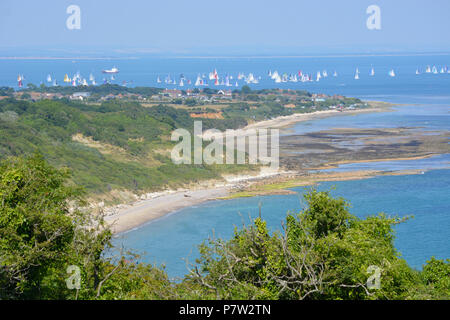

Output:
xmin=1 ymin=54 xmax=449 ymax=278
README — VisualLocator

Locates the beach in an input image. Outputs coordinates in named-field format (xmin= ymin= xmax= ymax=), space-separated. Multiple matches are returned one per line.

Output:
xmin=104 ymin=101 xmax=423 ymax=234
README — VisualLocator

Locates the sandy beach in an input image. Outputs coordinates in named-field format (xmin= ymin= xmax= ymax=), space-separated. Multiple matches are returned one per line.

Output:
xmin=105 ymin=187 xmax=229 ymax=234
xmin=105 ymin=103 xmax=394 ymax=234
xmin=105 ymin=167 xmax=287 ymax=234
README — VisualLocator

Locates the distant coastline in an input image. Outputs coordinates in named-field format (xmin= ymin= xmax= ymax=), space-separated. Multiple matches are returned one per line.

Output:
xmin=0 ymin=56 xmax=138 ymax=60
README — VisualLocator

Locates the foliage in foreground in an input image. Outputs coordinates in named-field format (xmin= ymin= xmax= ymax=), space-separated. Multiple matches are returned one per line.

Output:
xmin=0 ymin=155 xmax=448 ymax=300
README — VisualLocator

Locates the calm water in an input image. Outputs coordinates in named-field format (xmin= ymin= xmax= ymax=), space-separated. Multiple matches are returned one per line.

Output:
xmin=1 ymin=54 xmax=450 ymax=100
xmin=113 ymin=169 xmax=450 ymax=278
xmin=3 ymin=55 xmax=447 ymax=278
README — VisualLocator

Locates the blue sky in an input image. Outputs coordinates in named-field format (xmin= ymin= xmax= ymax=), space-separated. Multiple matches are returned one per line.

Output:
xmin=1 ymin=0 xmax=449 ymax=56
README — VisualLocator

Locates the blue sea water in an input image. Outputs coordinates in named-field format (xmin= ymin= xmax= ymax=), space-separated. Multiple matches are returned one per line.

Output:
xmin=107 ymin=56 xmax=449 ymax=278
xmin=113 ymin=169 xmax=450 ymax=278
xmin=1 ymin=54 xmax=450 ymax=100
xmin=2 ymin=54 xmax=448 ymax=278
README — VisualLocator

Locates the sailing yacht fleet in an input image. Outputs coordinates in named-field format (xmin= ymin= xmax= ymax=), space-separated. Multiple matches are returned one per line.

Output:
xmin=14 ymin=64 xmax=450 ymax=88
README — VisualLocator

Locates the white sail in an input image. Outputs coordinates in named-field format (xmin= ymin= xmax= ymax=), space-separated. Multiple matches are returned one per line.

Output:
xmin=246 ymin=73 xmax=256 ymax=83
xmin=274 ymin=74 xmax=281 ymax=83
xmin=370 ymin=68 xmax=375 ymax=76
xmin=195 ymin=75 xmax=202 ymax=86
xmin=389 ymin=69 xmax=396 ymax=77
xmin=270 ymin=71 xmax=279 ymax=80
xmin=416 ymin=68 xmax=420 ymax=75
xmin=47 ymin=74 xmax=52 ymax=82
xmin=426 ymin=65 xmax=431 ymax=73
xmin=316 ymin=71 xmax=321 ymax=82
xmin=179 ymin=79 xmax=184 ymax=87
xmin=333 ymin=70 xmax=338 ymax=77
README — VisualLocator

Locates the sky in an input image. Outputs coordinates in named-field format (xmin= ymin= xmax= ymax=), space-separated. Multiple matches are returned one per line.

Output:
xmin=1 ymin=0 xmax=450 ymax=56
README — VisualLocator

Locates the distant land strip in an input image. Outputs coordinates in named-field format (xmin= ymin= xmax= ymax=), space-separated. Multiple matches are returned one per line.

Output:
xmin=0 ymin=56 xmax=139 ymax=60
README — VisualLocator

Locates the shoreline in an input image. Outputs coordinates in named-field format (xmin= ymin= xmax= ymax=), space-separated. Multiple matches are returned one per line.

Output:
xmin=244 ymin=103 xmax=391 ymax=131
xmin=104 ymin=101 xmax=408 ymax=234
xmin=107 ymin=158 xmax=449 ymax=235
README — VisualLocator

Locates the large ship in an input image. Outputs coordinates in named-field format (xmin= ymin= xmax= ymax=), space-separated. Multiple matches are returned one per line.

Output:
xmin=102 ymin=67 xmax=119 ymax=74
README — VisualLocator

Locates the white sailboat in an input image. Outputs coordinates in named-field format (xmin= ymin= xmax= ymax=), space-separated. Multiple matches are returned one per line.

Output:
xmin=89 ymin=73 xmax=95 ymax=81
xmin=209 ymin=69 xmax=218 ymax=81
xmin=316 ymin=71 xmax=321 ymax=82
xmin=225 ymin=76 xmax=231 ymax=87
xmin=322 ymin=70 xmax=328 ymax=78
xmin=195 ymin=75 xmax=202 ymax=86
xmin=274 ymin=73 xmax=281 ymax=83
xmin=389 ymin=69 xmax=396 ymax=77
xmin=270 ymin=71 xmax=279 ymax=80
xmin=47 ymin=74 xmax=52 ymax=82
xmin=426 ymin=65 xmax=432 ymax=73
xmin=354 ymin=68 xmax=360 ymax=80
xmin=333 ymin=70 xmax=338 ymax=77
xmin=370 ymin=67 xmax=375 ymax=76
xmin=416 ymin=68 xmax=420 ymax=75
xmin=432 ymin=66 xmax=438 ymax=74
xmin=179 ymin=79 xmax=184 ymax=87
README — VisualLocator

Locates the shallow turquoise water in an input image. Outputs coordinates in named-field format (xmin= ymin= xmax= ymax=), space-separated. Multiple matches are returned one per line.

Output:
xmin=112 ymin=168 xmax=450 ymax=279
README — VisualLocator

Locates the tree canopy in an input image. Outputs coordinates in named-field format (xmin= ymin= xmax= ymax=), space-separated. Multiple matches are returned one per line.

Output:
xmin=0 ymin=155 xmax=448 ymax=300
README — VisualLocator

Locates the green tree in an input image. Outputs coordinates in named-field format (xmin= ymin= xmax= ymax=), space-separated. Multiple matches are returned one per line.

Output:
xmin=0 ymin=154 xmax=112 ymax=299
xmin=189 ymin=189 xmax=424 ymax=300
xmin=241 ymin=85 xmax=251 ymax=95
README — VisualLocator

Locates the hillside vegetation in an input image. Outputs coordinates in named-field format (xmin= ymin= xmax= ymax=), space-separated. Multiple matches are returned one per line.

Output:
xmin=0 ymin=97 xmax=252 ymax=198
xmin=0 ymin=155 xmax=448 ymax=300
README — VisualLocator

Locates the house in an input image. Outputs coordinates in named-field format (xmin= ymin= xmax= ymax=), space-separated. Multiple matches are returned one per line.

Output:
xmin=162 ymin=89 xmax=182 ymax=98
xmin=71 ymin=92 xmax=91 ymax=100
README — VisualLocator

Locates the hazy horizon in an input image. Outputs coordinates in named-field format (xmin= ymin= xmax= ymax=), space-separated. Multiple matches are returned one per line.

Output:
xmin=1 ymin=0 xmax=450 ymax=57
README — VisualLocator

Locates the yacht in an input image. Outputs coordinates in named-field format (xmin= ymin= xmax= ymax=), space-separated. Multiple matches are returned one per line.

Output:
xmin=102 ymin=67 xmax=119 ymax=74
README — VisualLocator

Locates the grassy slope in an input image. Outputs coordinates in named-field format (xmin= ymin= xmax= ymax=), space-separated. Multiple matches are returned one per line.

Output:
xmin=0 ymin=98 xmax=255 ymax=199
